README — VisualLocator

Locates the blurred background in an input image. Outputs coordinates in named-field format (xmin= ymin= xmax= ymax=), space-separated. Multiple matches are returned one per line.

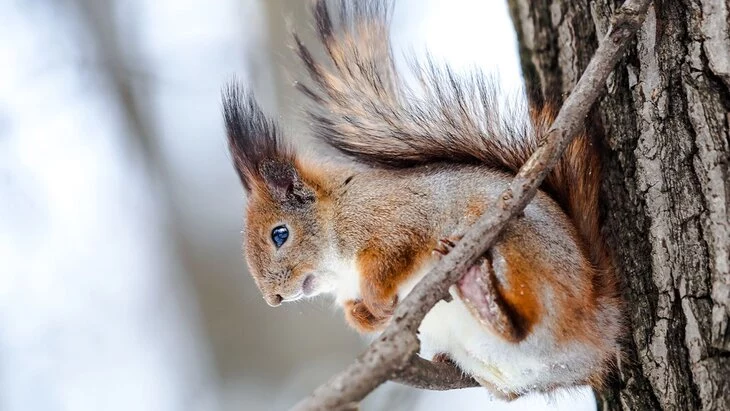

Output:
xmin=0 ymin=0 xmax=595 ymax=410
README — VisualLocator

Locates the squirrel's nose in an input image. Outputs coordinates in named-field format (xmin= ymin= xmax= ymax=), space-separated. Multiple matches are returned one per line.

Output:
xmin=265 ymin=293 xmax=283 ymax=307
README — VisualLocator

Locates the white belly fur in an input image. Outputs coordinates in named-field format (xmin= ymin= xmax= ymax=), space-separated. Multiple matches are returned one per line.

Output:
xmin=397 ymin=262 xmax=597 ymax=395
xmin=325 ymin=254 xmax=598 ymax=395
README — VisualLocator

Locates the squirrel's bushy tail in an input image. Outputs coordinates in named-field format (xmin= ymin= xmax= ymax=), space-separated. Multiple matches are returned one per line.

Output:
xmin=294 ymin=0 xmax=609 ymax=273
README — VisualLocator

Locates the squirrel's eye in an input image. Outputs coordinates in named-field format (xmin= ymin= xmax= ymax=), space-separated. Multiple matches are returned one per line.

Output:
xmin=271 ymin=225 xmax=289 ymax=248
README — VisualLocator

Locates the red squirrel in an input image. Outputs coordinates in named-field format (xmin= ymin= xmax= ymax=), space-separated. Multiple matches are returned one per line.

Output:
xmin=224 ymin=0 xmax=622 ymax=400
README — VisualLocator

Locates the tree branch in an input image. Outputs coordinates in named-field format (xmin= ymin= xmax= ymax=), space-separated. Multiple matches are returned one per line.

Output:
xmin=292 ymin=0 xmax=653 ymax=409
xmin=392 ymin=355 xmax=479 ymax=390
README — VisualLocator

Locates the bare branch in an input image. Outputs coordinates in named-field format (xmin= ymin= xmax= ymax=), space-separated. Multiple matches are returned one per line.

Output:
xmin=292 ymin=0 xmax=653 ymax=409
xmin=392 ymin=356 xmax=479 ymax=390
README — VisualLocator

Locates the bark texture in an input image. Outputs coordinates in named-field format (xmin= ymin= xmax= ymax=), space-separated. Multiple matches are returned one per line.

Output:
xmin=508 ymin=1 xmax=730 ymax=410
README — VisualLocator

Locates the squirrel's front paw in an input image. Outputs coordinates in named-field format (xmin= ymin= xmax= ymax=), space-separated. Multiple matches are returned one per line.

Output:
xmin=343 ymin=299 xmax=390 ymax=333
xmin=431 ymin=234 xmax=464 ymax=257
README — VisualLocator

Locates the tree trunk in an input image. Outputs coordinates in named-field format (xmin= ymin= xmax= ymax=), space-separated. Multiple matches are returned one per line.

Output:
xmin=508 ymin=1 xmax=730 ymax=410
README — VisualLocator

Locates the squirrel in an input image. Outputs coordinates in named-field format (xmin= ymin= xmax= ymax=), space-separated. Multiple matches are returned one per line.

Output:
xmin=223 ymin=0 xmax=623 ymax=400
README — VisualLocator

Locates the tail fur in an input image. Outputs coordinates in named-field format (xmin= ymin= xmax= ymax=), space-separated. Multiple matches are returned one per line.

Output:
xmin=293 ymin=0 xmax=610 ymax=275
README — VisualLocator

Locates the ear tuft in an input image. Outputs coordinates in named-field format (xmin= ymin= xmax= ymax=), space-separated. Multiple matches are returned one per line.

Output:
xmin=223 ymin=82 xmax=292 ymax=191
xmin=223 ymin=82 xmax=314 ymax=207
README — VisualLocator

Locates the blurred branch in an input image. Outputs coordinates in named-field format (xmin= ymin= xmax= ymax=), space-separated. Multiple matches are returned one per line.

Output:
xmin=66 ymin=0 xmax=202 ymax=296
xmin=292 ymin=0 xmax=652 ymax=409
xmin=72 ymin=0 xmax=162 ymax=175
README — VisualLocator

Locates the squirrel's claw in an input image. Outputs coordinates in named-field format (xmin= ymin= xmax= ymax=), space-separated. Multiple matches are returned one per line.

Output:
xmin=432 ymin=235 xmax=463 ymax=257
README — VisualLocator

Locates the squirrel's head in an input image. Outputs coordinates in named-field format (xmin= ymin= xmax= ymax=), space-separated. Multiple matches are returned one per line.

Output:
xmin=223 ymin=84 xmax=330 ymax=307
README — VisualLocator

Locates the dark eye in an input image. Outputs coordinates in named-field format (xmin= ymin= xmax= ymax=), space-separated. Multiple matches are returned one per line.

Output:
xmin=271 ymin=225 xmax=289 ymax=248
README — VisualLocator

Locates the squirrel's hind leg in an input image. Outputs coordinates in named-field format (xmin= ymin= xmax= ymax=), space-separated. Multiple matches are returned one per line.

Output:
xmin=456 ymin=258 xmax=526 ymax=342
xmin=432 ymin=237 xmax=531 ymax=343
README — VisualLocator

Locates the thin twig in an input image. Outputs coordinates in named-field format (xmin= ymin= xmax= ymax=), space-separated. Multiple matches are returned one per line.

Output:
xmin=292 ymin=0 xmax=653 ymax=409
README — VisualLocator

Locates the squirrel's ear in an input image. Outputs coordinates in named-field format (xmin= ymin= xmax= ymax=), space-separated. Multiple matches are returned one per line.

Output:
xmin=223 ymin=82 xmax=315 ymax=207
xmin=259 ymin=159 xmax=316 ymax=206
xmin=223 ymin=83 xmax=289 ymax=191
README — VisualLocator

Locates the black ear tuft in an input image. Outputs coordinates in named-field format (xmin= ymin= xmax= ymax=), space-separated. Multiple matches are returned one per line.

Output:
xmin=222 ymin=82 xmax=314 ymax=206
xmin=222 ymin=82 xmax=292 ymax=191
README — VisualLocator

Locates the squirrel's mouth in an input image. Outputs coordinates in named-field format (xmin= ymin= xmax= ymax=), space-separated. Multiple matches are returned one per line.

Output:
xmin=277 ymin=274 xmax=317 ymax=304
xmin=283 ymin=291 xmax=304 ymax=302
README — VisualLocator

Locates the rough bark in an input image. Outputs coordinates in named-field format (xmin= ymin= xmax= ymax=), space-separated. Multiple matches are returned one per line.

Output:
xmin=508 ymin=1 xmax=730 ymax=410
